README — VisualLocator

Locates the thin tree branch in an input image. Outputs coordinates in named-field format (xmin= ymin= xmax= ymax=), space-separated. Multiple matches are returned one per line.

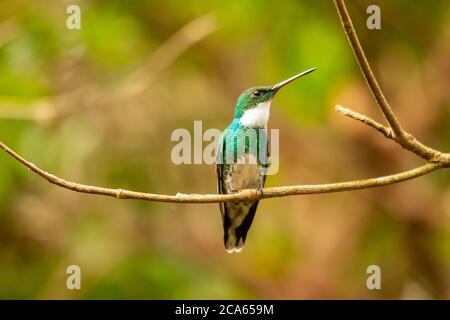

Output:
xmin=333 ymin=0 xmax=448 ymax=163
xmin=333 ymin=0 xmax=404 ymax=137
xmin=335 ymin=105 xmax=393 ymax=139
xmin=335 ymin=106 xmax=450 ymax=165
xmin=0 ymin=140 xmax=444 ymax=203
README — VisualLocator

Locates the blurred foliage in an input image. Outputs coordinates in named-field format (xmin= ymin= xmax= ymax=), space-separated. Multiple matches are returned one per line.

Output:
xmin=0 ymin=0 xmax=449 ymax=299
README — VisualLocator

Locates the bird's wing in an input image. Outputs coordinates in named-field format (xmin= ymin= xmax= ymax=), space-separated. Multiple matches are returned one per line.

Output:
xmin=216 ymin=134 xmax=227 ymax=220
xmin=260 ymin=130 xmax=270 ymax=184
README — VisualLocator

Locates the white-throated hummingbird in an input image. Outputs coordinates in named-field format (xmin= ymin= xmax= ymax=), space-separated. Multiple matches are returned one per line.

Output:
xmin=216 ymin=68 xmax=316 ymax=253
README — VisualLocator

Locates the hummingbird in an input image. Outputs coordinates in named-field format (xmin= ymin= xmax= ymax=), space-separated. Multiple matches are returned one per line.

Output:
xmin=216 ymin=68 xmax=316 ymax=253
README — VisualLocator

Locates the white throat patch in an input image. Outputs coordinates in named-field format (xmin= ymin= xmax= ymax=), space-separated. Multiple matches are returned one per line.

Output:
xmin=239 ymin=101 xmax=271 ymax=127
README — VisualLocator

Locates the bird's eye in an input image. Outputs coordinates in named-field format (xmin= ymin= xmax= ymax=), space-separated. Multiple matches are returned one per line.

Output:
xmin=251 ymin=90 xmax=262 ymax=98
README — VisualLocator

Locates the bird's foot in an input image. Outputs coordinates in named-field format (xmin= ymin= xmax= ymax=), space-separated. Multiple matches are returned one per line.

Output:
xmin=256 ymin=184 xmax=264 ymax=198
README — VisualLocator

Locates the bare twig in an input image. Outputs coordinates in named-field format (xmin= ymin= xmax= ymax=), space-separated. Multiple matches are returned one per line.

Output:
xmin=0 ymin=2 xmax=448 ymax=204
xmin=0 ymin=140 xmax=444 ymax=203
xmin=335 ymin=105 xmax=393 ymax=139
xmin=334 ymin=105 xmax=450 ymax=165
xmin=333 ymin=0 xmax=449 ymax=164
xmin=333 ymin=0 xmax=404 ymax=137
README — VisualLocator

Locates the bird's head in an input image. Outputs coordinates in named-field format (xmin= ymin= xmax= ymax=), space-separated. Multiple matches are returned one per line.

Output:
xmin=234 ymin=68 xmax=316 ymax=127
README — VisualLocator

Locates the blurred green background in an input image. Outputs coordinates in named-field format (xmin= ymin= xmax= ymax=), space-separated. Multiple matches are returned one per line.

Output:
xmin=0 ymin=0 xmax=449 ymax=299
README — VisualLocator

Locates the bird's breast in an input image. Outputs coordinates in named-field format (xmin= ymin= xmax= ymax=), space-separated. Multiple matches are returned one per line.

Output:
xmin=224 ymin=154 xmax=262 ymax=192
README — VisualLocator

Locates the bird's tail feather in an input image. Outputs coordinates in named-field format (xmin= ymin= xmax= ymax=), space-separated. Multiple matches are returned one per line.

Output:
xmin=222 ymin=202 xmax=258 ymax=253
xmin=224 ymin=228 xmax=245 ymax=253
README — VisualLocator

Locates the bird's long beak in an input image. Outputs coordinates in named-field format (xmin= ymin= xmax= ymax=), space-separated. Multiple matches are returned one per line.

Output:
xmin=271 ymin=68 xmax=317 ymax=93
